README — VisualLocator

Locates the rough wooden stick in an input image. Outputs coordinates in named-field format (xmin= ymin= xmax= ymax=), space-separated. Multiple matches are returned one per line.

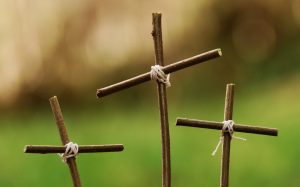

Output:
xmin=24 ymin=144 xmax=124 ymax=154
xmin=221 ymin=84 xmax=234 ymax=187
xmin=152 ymin=13 xmax=171 ymax=187
xmin=96 ymin=48 xmax=222 ymax=98
xmin=49 ymin=96 xmax=81 ymax=187
xmin=176 ymin=119 xmax=278 ymax=136
xmin=176 ymin=83 xmax=279 ymax=187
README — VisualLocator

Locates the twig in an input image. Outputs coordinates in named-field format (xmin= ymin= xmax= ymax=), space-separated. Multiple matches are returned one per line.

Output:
xmin=220 ymin=84 xmax=234 ymax=187
xmin=24 ymin=144 xmax=124 ymax=154
xmin=176 ymin=119 xmax=278 ymax=136
xmin=152 ymin=13 xmax=171 ymax=187
xmin=49 ymin=96 xmax=81 ymax=187
xmin=176 ymin=84 xmax=279 ymax=187
xmin=96 ymin=48 xmax=222 ymax=98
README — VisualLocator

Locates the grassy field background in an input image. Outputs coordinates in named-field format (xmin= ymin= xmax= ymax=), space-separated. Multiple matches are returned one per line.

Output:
xmin=0 ymin=78 xmax=299 ymax=187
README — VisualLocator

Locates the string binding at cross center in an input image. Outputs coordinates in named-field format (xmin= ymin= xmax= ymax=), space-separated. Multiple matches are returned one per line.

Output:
xmin=150 ymin=65 xmax=171 ymax=87
xmin=212 ymin=120 xmax=246 ymax=156
xmin=59 ymin=141 xmax=79 ymax=163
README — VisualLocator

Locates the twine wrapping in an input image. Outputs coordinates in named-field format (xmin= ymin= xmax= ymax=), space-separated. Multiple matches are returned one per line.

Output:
xmin=59 ymin=142 xmax=79 ymax=163
xmin=150 ymin=65 xmax=171 ymax=87
xmin=212 ymin=120 xmax=246 ymax=156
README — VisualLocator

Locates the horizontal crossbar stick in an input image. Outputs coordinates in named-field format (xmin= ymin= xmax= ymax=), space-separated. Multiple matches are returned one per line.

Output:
xmin=24 ymin=144 xmax=124 ymax=154
xmin=96 ymin=49 xmax=222 ymax=98
xmin=176 ymin=118 xmax=278 ymax=136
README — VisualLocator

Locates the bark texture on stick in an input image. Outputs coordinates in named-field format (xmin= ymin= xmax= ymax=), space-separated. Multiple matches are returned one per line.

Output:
xmin=176 ymin=83 xmax=279 ymax=187
xmin=152 ymin=13 xmax=171 ymax=187
xmin=220 ymin=84 xmax=234 ymax=187
xmin=24 ymin=144 xmax=124 ymax=154
xmin=49 ymin=96 xmax=81 ymax=187
xmin=176 ymin=119 xmax=278 ymax=136
xmin=96 ymin=49 xmax=222 ymax=98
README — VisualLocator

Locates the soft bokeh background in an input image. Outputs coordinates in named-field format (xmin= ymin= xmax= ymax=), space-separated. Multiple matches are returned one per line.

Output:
xmin=0 ymin=0 xmax=299 ymax=186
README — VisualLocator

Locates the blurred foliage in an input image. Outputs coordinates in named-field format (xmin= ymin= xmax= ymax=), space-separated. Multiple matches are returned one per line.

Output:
xmin=0 ymin=0 xmax=299 ymax=108
xmin=0 ymin=0 xmax=300 ymax=186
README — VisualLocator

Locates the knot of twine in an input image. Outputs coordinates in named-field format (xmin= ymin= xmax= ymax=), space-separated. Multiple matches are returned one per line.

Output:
xmin=150 ymin=65 xmax=171 ymax=87
xmin=212 ymin=120 xmax=246 ymax=156
xmin=59 ymin=142 xmax=79 ymax=163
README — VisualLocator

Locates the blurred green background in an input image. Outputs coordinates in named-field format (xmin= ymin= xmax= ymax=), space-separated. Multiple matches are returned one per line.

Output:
xmin=0 ymin=0 xmax=300 ymax=186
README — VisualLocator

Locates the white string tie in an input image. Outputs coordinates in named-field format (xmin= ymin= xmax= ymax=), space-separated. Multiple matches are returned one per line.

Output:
xmin=212 ymin=120 xmax=246 ymax=156
xmin=59 ymin=142 xmax=79 ymax=163
xmin=150 ymin=65 xmax=171 ymax=87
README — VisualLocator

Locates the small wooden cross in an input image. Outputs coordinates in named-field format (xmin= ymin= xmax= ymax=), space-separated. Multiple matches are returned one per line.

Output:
xmin=176 ymin=84 xmax=278 ymax=187
xmin=24 ymin=96 xmax=124 ymax=187
xmin=96 ymin=13 xmax=221 ymax=187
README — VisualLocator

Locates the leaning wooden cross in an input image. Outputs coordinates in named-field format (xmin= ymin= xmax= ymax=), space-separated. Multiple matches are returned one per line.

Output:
xmin=176 ymin=84 xmax=278 ymax=187
xmin=24 ymin=96 xmax=124 ymax=187
xmin=96 ymin=13 xmax=221 ymax=187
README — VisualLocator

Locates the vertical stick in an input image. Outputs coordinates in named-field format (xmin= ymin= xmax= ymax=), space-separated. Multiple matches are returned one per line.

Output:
xmin=49 ymin=96 xmax=82 ymax=187
xmin=152 ymin=13 xmax=171 ymax=187
xmin=220 ymin=84 xmax=234 ymax=187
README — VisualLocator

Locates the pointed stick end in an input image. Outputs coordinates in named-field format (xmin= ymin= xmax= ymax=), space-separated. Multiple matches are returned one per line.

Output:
xmin=96 ymin=89 xmax=102 ymax=98
xmin=217 ymin=48 xmax=222 ymax=56
xmin=23 ymin=145 xmax=29 ymax=153
xmin=152 ymin=12 xmax=162 ymax=16
xmin=49 ymin=96 xmax=58 ymax=102
xmin=274 ymin=129 xmax=279 ymax=136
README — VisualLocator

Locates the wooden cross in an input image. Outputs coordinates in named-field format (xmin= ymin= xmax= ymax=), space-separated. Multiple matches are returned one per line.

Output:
xmin=96 ymin=13 xmax=221 ymax=187
xmin=176 ymin=83 xmax=278 ymax=187
xmin=24 ymin=96 xmax=124 ymax=187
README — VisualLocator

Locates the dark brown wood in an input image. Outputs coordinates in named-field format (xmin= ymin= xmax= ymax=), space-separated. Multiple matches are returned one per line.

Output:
xmin=176 ymin=119 xmax=278 ymax=136
xmin=176 ymin=83 xmax=279 ymax=187
xmin=96 ymin=48 xmax=222 ymax=98
xmin=25 ymin=96 xmax=124 ymax=187
xmin=94 ymin=13 xmax=222 ymax=187
xmin=24 ymin=144 xmax=124 ymax=154
xmin=221 ymin=84 xmax=234 ymax=187
xmin=49 ymin=96 xmax=70 ymax=144
xmin=49 ymin=96 xmax=81 ymax=187
xmin=152 ymin=13 xmax=171 ymax=187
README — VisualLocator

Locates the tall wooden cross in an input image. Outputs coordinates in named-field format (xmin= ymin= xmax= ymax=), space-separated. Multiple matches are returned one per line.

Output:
xmin=176 ymin=83 xmax=278 ymax=187
xmin=96 ymin=13 xmax=222 ymax=187
xmin=24 ymin=96 xmax=124 ymax=187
